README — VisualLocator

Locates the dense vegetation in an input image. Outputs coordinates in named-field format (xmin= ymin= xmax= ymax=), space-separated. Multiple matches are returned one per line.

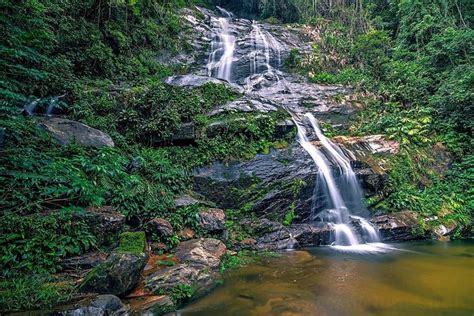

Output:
xmin=0 ymin=0 xmax=472 ymax=312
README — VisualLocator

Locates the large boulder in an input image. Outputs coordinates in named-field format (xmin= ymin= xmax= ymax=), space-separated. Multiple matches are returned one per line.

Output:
xmin=193 ymin=145 xmax=318 ymax=222
xmin=80 ymin=252 xmax=147 ymax=297
xmin=289 ymin=224 xmax=334 ymax=247
xmin=370 ymin=211 xmax=425 ymax=242
xmin=145 ymin=218 xmax=174 ymax=240
xmin=198 ymin=208 xmax=226 ymax=234
xmin=237 ymin=218 xmax=334 ymax=250
xmin=145 ymin=263 xmax=219 ymax=297
xmin=175 ymin=238 xmax=226 ymax=269
xmin=37 ymin=117 xmax=114 ymax=148
xmin=59 ymin=294 xmax=125 ymax=316
xmin=73 ymin=207 xmax=125 ymax=248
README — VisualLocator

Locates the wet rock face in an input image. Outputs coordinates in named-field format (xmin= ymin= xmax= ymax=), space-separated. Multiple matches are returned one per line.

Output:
xmin=59 ymin=294 xmax=125 ymax=316
xmin=193 ymin=134 xmax=398 ymax=222
xmin=37 ymin=117 xmax=114 ymax=148
xmin=193 ymin=145 xmax=317 ymax=222
xmin=240 ymin=218 xmax=334 ymax=250
xmin=371 ymin=211 xmax=424 ymax=242
xmin=175 ymin=238 xmax=227 ymax=269
xmin=80 ymin=252 xmax=148 ymax=297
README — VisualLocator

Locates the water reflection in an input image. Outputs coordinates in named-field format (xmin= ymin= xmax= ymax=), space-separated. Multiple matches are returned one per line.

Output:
xmin=180 ymin=241 xmax=474 ymax=316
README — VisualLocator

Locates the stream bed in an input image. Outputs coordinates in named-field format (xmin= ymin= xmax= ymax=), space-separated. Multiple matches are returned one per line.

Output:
xmin=179 ymin=240 xmax=474 ymax=316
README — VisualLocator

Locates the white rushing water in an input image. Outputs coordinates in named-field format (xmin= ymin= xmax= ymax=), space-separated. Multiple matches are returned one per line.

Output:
xmin=249 ymin=21 xmax=282 ymax=75
xmin=207 ymin=7 xmax=236 ymax=81
xmin=294 ymin=113 xmax=389 ymax=252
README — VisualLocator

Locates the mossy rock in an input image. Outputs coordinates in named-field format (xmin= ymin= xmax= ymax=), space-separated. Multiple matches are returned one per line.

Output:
xmin=80 ymin=252 xmax=147 ymax=297
xmin=116 ymin=231 xmax=146 ymax=254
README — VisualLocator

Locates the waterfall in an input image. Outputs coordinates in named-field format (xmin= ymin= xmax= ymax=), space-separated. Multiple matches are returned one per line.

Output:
xmin=294 ymin=113 xmax=382 ymax=249
xmin=207 ymin=7 xmax=236 ymax=82
xmin=249 ymin=21 xmax=282 ymax=75
xmin=204 ymin=6 xmax=388 ymax=252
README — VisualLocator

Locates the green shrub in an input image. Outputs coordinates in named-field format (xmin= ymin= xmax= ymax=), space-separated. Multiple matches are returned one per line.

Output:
xmin=0 ymin=210 xmax=96 ymax=276
xmin=0 ymin=275 xmax=74 ymax=312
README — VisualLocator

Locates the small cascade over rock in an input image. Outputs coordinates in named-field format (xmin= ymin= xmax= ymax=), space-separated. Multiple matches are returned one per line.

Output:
xmin=292 ymin=113 xmax=389 ymax=252
xmin=249 ymin=21 xmax=282 ymax=76
xmin=206 ymin=6 xmax=236 ymax=81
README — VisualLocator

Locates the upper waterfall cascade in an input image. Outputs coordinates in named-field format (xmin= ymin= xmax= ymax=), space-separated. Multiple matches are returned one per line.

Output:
xmin=204 ymin=7 xmax=389 ymax=252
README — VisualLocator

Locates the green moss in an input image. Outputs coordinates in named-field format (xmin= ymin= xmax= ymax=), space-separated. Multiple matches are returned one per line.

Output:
xmin=271 ymin=139 xmax=289 ymax=149
xmin=116 ymin=232 xmax=146 ymax=254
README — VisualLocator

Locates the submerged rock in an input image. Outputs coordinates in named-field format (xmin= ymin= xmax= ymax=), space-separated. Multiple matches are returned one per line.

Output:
xmin=80 ymin=252 xmax=147 ymax=297
xmin=127 ymin=295 xmax=174 ymax=315
xmin=59 ymin=294 xmax=125 ymax=316
xmin=175 ymin=238 xmax=226 ymax=269
xmin=371 ymin=211 xmax=425 ymax=242
xmin=37 ymin=117 xmax=114 ymax=148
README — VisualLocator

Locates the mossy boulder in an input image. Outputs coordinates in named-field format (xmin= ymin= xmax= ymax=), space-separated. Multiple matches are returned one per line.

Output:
xmin=80 ymin=232 xmax=147 ymax=297
xmin=80 ymin=252 xmax=147 ymax=297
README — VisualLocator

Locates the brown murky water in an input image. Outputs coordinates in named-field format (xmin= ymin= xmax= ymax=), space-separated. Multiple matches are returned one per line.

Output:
xmin=180 ymin=241 xmax=474 ymax=316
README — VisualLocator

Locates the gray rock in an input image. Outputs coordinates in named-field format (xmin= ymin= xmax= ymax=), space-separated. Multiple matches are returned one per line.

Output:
xmin=207 ymin=95 xmax=279 ymax=116
xmin=193 ymin=145 xmax=318 ymax=222
xmin=198 ymin=208 xmax=226 ymax=233
xmin=59 ymin=294 xmax=124 ymax=316
xmin=73 ymin=207 xmax=125 ymax=248
xmin=145 ymin=263 xmax=219 ymax=297
xmin=250 ymin=220 xmax=334 ymax=250
xmin=164 ymin=75 xmax=244 ymax=94
xmin=37 ymin=117 xmax=114 ymax=148
xmin=175 ymin=238 xmax=226 ymax=269
xmin=145 ymin=218 xmax=174 ymax=239
xmin=80 ymin=252 xmax=147 ymax=297
xmin=371 ymin=211 xmax=425 ymax=242
xmin=62 ymin=252 xmax=107 ymax=272
xmin=174 ymin=194 xmax=203 ymax=208
xmin=289 ymin=224 xmax=334 ymax=247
